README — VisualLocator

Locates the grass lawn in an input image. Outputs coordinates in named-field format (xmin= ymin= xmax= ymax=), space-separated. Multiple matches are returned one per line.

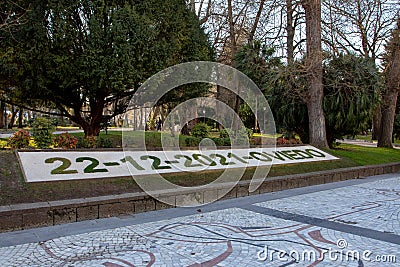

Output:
xmin=1 ymin=142 xmax=399 ymax=206
xmin=326 ymin=143 xmax=400 ymax=165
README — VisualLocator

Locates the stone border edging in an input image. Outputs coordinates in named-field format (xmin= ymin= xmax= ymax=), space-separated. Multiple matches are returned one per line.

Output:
xmin=1 ymin=162 xmax=399 ymax=232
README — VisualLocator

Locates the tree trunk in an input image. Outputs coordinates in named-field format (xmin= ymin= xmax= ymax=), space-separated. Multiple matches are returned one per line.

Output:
xmin=133 ymin=108 xmax=137 ymax=131
xmin=287 ymin=0 xmax=295 ymax=64
xmin=0 ymin=101 xmax=4 ymax=129
xmin=83 ymin=124 xmax=102 ymax=137
xmin=249 ymin=0 xmax=266 ymax=41
xmin=227 ymin=0 xmax=242 ymax=129
xmin=140 ymin=107 xmax=144 ymax=130
xmin=232 ymin=71 xmax=242 ymax=130
xmin=59 ymin=115 xmax=65 ymax=127
xmin=372 ymin=106 xmax=381 ymax=140
xmin=227 ymin=0 xmax=237 ymax=57
xmin=160 ymin=105 xmax=166 ymax=124
xmin=378 ymin=91 xmax=398 ymax=148
xmin=18 ymin=108 xmax=23 ymax=128
xmin=71 ymin=103 xmax=104 ymax=138
xmin=76 ymin=115 xmax=102 ymax=137
xmin=189 ymin=0 xmax=195 ymax=12
xmin=302 ymin=0 xmax=328 ymax=148
xmin=3 ymin=104 xmax=7 ymax=129
xmin=8 ymin=105 xmax=18 ymax=129
xmin=378 ymin=19 xmax=400 ymax=148
xmin=307 ymin=96 xmax=328 ymax=148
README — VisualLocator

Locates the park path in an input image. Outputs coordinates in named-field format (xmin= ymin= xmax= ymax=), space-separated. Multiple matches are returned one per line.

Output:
xmin=340 ymin=138 xmax=400 ymax=149
xmin=0 ymin=173 xmax=399 ymax=266
xmin=0 ymin=128 xmax=131 ymax=139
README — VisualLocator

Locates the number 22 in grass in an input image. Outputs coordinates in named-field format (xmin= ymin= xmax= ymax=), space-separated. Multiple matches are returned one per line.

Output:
xmin=45 ymin=157 xmax=78 ymax=175
xmin=76 ymin=157 xmax=108 ymax=173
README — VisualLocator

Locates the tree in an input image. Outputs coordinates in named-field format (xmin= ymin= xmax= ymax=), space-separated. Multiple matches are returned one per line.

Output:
xmin=233 ymin=41 xmax=282 ymax=130
xmin=323 ymin=54 xmax=381 ymax=146
xmin=195 ymin=0 xmax=285 ymax=130
xmin=302 ymin=0 xmax=328 ymax=148
xmin=1 ymin=1 xmax=29 ymax=129
xmin=236 ymin=40 xmax=380 ymax=147
xmin=322 ymin=0 xmax=400 ymax=140
xmin=232 ymin=41 xmax=308 ymax=140
xmin=378 ymin=19 xmax=400 ymax=148
xmin=0 ymin=0 xmax=28 ymax=30
xmin=270 ymin=62 xmax=310 ymax=143
xmin=1 ymin=0 xmax=212 ymax=137
xmin=322 ymin=0 xmax=399 ymax=62
xmin=269 ymin=53 xmax=380 ymax=147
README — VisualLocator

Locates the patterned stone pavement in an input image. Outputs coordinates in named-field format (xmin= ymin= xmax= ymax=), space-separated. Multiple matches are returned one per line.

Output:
xmin=0 ymin=174 xmax=399 ymax=266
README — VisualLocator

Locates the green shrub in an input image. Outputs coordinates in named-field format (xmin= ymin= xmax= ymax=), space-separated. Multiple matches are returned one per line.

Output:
xmin=219 ymin=127 xmax=252 ymax=145
xmin=185 ymin=136 xmax=202 ymax=147
xmin=54 ymin=132 xmax=78 ymax=149
xmin=219 ymin=128 xmax=230 ymax=138
xmin=76 ymin=136 xmax=118 ymax=148
xmin=183 ymin=137 xmax=231 ymax=147
xmin=32 ymin=117 xmax=55 ymax=148
xmin=211 ymin=137 xmax=231 ymax=146
xmin=76 ymin=136 xmax=97 ymax=148
xmin=7 ymin=129 xmax=31 ymax=149
xmin=96 ymin=137 xmax=113 ymax=148
xmin=145 ymin=132 xmax=161 ymax=147
xmin=146 ymin=118 xmax=157 ymax=131
xmin=192 ymin=123 xmax=210 ymax=138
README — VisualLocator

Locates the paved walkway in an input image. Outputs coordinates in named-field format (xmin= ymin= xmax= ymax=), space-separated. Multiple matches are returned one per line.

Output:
xmin=0 ymin=128 xmax=128 ymax=139
xmin=0 ymin=127 xmax=148 ymax=139
xmin=340 ymin=138 xmax=400 ymax=149
xmin=0 ymin=130 xmax=83 ymax=139
xmin=0 ymin=174 xmax=399 ymax=266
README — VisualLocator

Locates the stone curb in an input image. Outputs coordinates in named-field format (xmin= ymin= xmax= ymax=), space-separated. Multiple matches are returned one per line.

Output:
xmin=1 ymin=162 xmax=399 ymax=232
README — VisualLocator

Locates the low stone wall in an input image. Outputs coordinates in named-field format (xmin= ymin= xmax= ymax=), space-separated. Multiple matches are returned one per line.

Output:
xmin=1 ymin=162 xmax=399 ymax=232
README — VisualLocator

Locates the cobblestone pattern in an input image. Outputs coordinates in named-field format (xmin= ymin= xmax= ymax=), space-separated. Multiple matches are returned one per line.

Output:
xmin=0 ymin=177 xmax=399 ymax=266
xmin=255 ymin=176 xmax=400 ymax=235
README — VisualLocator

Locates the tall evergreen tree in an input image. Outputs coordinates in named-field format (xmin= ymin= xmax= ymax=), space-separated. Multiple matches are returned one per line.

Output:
xmin=1 ymin=0 xmax=213 ymax=136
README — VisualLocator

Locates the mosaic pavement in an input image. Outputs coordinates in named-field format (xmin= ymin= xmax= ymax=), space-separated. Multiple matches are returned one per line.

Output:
xmin=0 ymin=175 xmax=399 ymax=266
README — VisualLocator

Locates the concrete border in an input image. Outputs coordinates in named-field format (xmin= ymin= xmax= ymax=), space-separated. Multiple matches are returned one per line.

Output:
xmin=1 ymin=162 xmax=399 ymax=232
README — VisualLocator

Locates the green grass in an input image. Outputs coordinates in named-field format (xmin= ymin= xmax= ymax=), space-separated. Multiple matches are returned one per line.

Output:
xmin=354 ymin=135 xmax=374 ymax=141
xmin=327 ymin=143 xmax=400 ymax=165
xmin=1 ymin=142 xmax=400 ymax=205
xmin=163 ymin=159 xmax=358 ymax=187
xmin=164 ymin=143 xmax=391 ymax=186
